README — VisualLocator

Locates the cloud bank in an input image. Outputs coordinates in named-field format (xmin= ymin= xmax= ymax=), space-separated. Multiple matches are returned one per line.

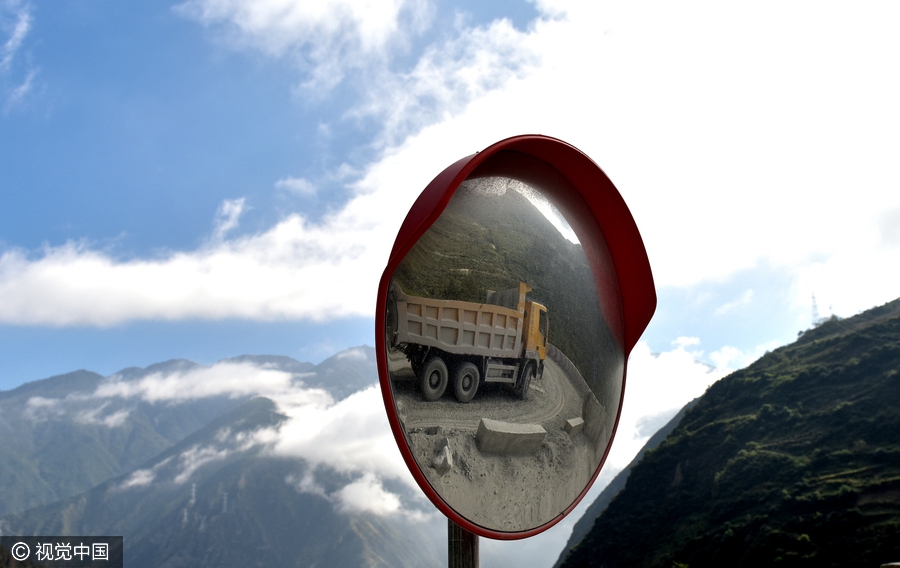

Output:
xmin=0 ymin=203 xmax=400 ymax=325
xmin=25 ymin=354 xmax=425 ymax=519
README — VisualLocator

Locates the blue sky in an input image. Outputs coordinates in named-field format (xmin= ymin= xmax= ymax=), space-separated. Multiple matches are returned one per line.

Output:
xmin=3 ymin=0 xmax=900 ymax=396
xmin=3 ymin=1 xmax=900 ymax=563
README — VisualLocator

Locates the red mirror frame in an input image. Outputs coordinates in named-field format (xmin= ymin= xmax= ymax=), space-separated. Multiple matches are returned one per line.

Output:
xmin=375 ymin=134 xmax=656 ymax=539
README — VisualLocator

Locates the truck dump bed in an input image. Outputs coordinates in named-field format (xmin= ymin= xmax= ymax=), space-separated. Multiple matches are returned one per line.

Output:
xmin=390 ymin=282 xmax=524 ymax=359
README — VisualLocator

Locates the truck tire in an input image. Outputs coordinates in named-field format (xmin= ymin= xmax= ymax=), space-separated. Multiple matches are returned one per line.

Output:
xmin=513 ymin=361 xmax=535 ymax=399
xmin=421 ymin=357 xmax=449 ymax=401
xmin=453 ymin=362 xmax=480 ymax=403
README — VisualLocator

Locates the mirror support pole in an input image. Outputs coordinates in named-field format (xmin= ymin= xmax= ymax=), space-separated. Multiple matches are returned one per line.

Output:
xmin=448 ymin=518 xmax=479 ymax=568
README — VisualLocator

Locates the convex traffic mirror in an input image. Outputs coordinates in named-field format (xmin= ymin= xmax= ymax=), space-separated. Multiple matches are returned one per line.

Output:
xmin=376 ymin=135 xmax=656 ymax=539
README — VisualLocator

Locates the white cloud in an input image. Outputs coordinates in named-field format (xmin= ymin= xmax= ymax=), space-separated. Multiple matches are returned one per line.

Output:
xmin=335 ymin=346 xmax=369 ymax=361
xmin=23 ymin=395 xmax=65 ymax=421
xmin=354 ymin=16 xmax=539 ymax=147
xmin=334 ymin=471 xmax=401 ymax=515
xmin=173 ymin=444 xmax=231 ymax=484
xmin=275 ymin=176 xmax=317 ymax=196
xmin=881 ymin=207 xmax=900 ymax=247
xmin=174 ymin=0 xmax=433 ymax=89
xmin=709 ymin=341 xmax=781 ymax=373
xmin=100 ymin=409 xmax=131 ymax=427
xmin=791 ymin=246 xmax=900 ymax=321
xmin=708 ymin=345 xmax=743 ymax=372
xmin=20 ymin=360 xmax=303 ymax=425
xmin=258 ymin=385 xmax=411 ymax=486
xmin=212 ymin=198 xmax=245 ymax=241
xmin=673 ymin=336 xmax=701 ymax=348
xmin=263 ymin=382 xmax=432 ymax=517
xmin=0 ymin=204 xmax=398 ymax=325
xmin=606 ymin=340 xmax=731 ymax=471
xmin=95 ymin=361 xmax=298 ymax=402
xmin=117 ymin=456 xmax=174 ymax=490
xmin=285 ymin=470 xmax=327 ymax=499
xmin=175 ymin=0 xmax=539 ymax=141
xmin=1 ymin=0 xmax=36 ymax=109
xmin=120 ymin=468 xmax=156 ymax=489
xmin=74 ymin=403 xmax=132 ymax=428
xmin=3 ymin=64 xmax=32 ymax=109
xmin=715 ymin=289 xmax=754 ymax=316
xmin=0 ymin=0 xmax=30 ymax=73
xmin=268 ymin=384 xmax=432 ymax=519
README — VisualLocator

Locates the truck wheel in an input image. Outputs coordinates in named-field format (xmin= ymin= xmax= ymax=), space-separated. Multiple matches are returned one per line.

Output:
xmin=453 ymin=362 xmax=480 ymax=403
xmin=513 ymin=361 xmax=535 ymax=399
xmin=421 ymin=357 xmax=449 ymax=401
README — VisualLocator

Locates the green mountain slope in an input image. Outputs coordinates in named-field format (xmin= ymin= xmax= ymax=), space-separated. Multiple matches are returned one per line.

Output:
xmin=0 ymin=397 xmax=442 ymax=568
xmin=0 ymin=365 xmax=246 ymax=518
xmin=561 ymin=298 xmax=900 ymax=567
xmin=552 ymin=400 xmax=699 ymax=568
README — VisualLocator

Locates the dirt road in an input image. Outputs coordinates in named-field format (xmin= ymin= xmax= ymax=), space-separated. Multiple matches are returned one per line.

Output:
xmin=386 ymin=350 xmax=603 ymax=532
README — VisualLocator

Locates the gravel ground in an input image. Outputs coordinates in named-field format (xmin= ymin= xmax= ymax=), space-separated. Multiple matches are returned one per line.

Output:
xmin=387 ymin=349 xmax=603 ymax=532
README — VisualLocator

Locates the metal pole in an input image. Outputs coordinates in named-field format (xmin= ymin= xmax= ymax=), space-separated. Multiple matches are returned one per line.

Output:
xmin=448 ymin=518 xmax=479 ymax=568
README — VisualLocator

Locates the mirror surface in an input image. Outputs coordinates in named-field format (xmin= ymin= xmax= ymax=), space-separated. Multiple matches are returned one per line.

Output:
xmin=384 ymin=173 xmax=624 ymax=532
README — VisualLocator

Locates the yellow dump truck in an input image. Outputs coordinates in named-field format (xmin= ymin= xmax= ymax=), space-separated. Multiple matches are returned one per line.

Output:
xmin=386 ymin=281 xmax=549 ymax=402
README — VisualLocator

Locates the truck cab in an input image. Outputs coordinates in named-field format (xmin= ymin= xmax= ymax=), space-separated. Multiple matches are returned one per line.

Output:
xmin=523 ymin=300 xmax=549 ymax=363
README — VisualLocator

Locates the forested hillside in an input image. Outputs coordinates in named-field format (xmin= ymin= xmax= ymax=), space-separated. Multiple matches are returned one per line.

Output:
xmin=561 ymin=298 xmax=900 ymax=567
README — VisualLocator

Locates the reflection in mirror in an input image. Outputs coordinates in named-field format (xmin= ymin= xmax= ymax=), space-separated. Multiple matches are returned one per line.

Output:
xmin=384 ymin=174 xmax=623 ymax=533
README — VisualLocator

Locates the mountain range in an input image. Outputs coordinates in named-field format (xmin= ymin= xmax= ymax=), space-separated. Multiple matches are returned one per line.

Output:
xmin=0 ymin=347 xmax=443 ymax=568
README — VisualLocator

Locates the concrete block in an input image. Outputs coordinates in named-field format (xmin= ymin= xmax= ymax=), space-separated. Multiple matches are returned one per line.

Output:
xmin=475 ymin=418 xmax=546 ymax=455
xmin=564 ymin=416 xmax=584 ymax=437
